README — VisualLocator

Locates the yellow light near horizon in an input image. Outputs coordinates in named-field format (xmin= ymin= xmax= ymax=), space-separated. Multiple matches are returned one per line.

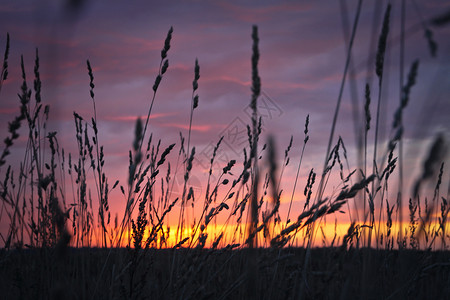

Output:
xmin=74 ymin=218 xmax=447 ymax=250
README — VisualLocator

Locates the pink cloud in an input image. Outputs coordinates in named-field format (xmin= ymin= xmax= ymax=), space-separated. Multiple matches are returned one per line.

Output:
xmin=159 ymin=122 xmax=212 ymax=132
xmin=0 ymin=107 xmax=18 ymax=115
xmin=204 ymin=75 xmax=250 ymax=87
xmin=103 ymin=112 xmax=177 ymax=122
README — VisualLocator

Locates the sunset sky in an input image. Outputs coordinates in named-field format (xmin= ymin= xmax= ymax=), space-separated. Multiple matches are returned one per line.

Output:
xmin=1 ymin=0 xmax=450 ymax=246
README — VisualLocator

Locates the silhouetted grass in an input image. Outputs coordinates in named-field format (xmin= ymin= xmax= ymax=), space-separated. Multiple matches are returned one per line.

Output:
xmin=1 ymin=2 xmax=450 ymax=299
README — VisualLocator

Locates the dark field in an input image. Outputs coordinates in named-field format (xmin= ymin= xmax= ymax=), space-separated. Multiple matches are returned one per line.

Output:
xmin=1 ymin=247 xmax=449 ymax=299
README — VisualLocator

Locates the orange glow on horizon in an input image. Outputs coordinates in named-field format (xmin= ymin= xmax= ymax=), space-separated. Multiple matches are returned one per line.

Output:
xmin=65 ymin=218 xmax=448 ymax=250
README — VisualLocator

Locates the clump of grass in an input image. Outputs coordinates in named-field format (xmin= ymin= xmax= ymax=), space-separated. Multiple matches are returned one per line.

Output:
xmin=0 ymin=32 xmax=9 ymax=95
xmin=286 ymin=114 xmax=309 ymax=224
xmin=365 ymin=3 xmax=391 ymax=249
xmin=1 ymin=3 xmax=450 ymax=299
xmin=248 ymin=24 xmax=261 ymax=249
